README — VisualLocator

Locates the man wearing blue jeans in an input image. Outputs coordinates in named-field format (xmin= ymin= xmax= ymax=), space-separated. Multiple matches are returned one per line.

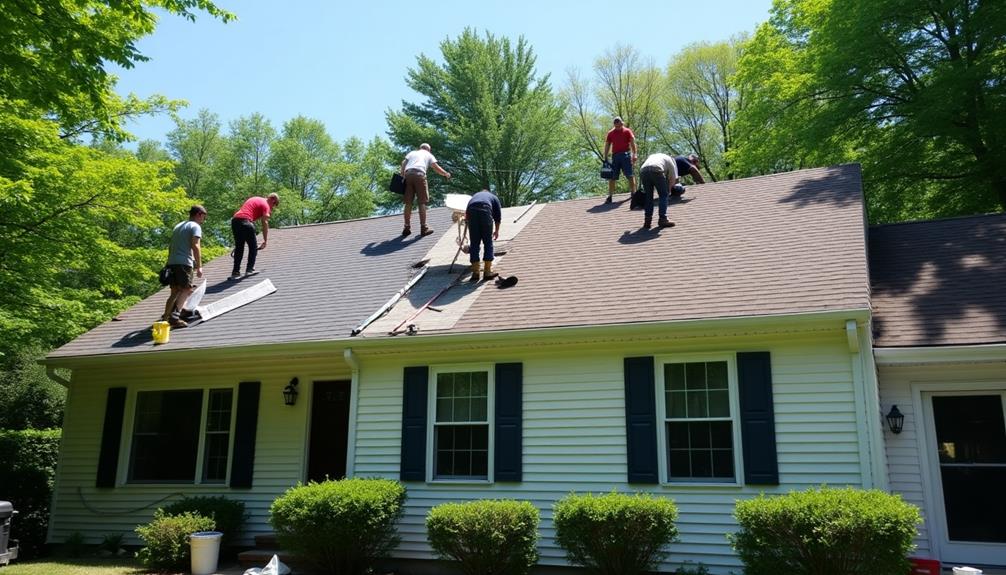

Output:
xmin=639 ymin=153 xmax=679 ymax=229
xmin=466 ymin=189 xmax=502 ymax=282
xmin=603 ymin=117 xmax=637 ymax=204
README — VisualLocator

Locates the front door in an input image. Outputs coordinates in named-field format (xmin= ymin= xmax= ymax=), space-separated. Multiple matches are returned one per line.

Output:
xmin=923 ymin=391 xmax=1006 ymax=564
xmin=307 ymin=380 xmax=351 ymax=482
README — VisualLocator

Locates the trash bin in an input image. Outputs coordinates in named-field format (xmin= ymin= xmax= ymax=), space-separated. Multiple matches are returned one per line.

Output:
xmin=189 ymin=531 xmax=222 ymax=575
xmin=0 ymin=501 xmax=18 ymax=566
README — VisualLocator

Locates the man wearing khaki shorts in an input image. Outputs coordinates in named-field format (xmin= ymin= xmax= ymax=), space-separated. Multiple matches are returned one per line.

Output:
xmin=162 ymin=205 xmax=207 ymax=327
xmin=400 ymin=143 xmax=451 ymax=237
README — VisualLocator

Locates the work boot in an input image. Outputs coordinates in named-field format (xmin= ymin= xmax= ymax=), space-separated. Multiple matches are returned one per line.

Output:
xmin=482 ymin=260 xmax=499 ymax=281
xmin=469 ymin=262 xmax=481 ymax=282
xmin=402 ymin=226 xmax=411 ymax=237
xmin=420 ymin=226 xmax=434 ymax=237
xmin=604 ymin=195 xmax=613 ymax=204
xmin=643 ymin=217 xmax=652 ymax=229
xmin=658 ymin=218 xmax=675 ymax=228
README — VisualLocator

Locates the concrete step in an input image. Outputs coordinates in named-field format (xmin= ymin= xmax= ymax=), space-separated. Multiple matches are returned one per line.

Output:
xmin=237 ymin=548 xmax=296 ymax=570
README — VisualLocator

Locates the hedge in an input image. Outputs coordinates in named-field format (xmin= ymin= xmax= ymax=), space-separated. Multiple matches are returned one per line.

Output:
xmin=426 ymin=499 xmax=539 ymax=575
xmin=0 ymin=429 xmax=61 ymax=559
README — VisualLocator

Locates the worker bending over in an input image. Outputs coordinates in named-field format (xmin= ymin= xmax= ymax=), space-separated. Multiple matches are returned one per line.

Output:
xmin=466 ymin=189 xmax=502 ymax=282
xmin=639 ymin=153 xmax=679 ymax=229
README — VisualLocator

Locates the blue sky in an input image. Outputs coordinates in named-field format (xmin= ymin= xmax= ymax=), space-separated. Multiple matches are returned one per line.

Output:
xmin=114 ymin=0 xmax=774 ymax=146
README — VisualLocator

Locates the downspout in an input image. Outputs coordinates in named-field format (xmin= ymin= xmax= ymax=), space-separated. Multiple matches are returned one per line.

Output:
xmin=846 ymin=319 xmax=875 ymax=488
xmin=43 ymin=364 xmax=71 ymax=545
xmin=343 ymin=348 xmax=360 ymax=478
xmin=846 ymin=319 xmax=888 ymax=490
xmin=859 ymin=320 xmax=889 ymax=491
xmin=46 ymin=365 xmax=72 ymax=387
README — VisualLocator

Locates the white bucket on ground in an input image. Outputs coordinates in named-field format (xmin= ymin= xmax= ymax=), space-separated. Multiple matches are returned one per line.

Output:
xmin=953 ymin=568 xmax=983 ymax=575
xmin=190 ymin=531 xmax=223 ymax=575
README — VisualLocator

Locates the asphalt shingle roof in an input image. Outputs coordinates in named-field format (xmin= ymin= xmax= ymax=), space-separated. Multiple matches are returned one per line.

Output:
xmin=50 ymin=165 xmax=876 ymax=359
xmin=869 ymin=213 xmax=1006 ymax=347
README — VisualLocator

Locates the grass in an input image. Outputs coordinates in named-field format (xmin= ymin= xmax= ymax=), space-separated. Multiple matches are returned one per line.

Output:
xmin=2 ymin=558 xmax=145 ymax=575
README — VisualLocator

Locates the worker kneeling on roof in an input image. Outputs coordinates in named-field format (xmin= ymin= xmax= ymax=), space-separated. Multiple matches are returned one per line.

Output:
xmin=466 ymin=189 xmax=502 ymax=282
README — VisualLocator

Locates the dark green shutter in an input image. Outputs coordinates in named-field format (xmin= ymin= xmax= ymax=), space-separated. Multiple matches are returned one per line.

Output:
xmin=229 ymin=381 xmax=260 ymax=488
xmin=624 ymin=357 xmax=659 ymax=484
xmin=494 ymin=363 xmax=523 ymax=482
xmin=96 ymin=387 xmax=127 ymax=488
xmin=737 ymin=352 xmax=779 ymax=485
xmin=400 ymin=366 xmax=429 ymax=481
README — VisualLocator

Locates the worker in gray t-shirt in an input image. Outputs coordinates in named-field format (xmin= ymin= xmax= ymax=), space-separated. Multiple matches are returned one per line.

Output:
xmin=162 ymin=205 xmax=207 ymax=327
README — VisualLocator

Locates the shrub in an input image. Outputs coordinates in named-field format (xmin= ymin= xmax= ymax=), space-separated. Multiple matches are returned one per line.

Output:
xmin=135 ymin=509 xmax=215 ymax=571
xmin=553 ymin=491 xmax=679 ymax=575
xmin=62 ymin=531 xmax=87 ymax=558
xmin=731 ymin=486 xmax=922 ymax=575
xmin=426 ymin=499 xmax=539 ymax=575
xmin=163 ymin=495 xmax=247 ymax=546
xmin=269 ymin=478 xmax=406 ymax=575
xmin=0 ymin=428 xmax=61 ymax=559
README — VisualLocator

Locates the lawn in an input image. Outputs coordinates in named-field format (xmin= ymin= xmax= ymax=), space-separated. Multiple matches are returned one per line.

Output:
xmin=2 ymin=558 xmax=144 ymax=575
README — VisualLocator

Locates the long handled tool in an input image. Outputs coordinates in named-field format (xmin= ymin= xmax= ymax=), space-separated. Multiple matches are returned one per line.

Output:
xmin=448 ymin=216 xmax=468 ymax=273
xmin=389 ymin=273 xmax=463 ymax=336
xmin=513 ymin=200 xmax=537 ymax=223
xmin=351 ymin=266 xmax=429 ymax=336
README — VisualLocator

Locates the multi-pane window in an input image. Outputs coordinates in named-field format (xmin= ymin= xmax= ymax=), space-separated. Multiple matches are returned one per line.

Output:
xmin=129 ymin=388 xmax=233 ymax=483
xmin=202 ymin=389 xmax=234 ymax=483
xmin=433 ymin=371 xmax=489 ymax=480
xmin=663 ymin=361 xmax=736 ymax=482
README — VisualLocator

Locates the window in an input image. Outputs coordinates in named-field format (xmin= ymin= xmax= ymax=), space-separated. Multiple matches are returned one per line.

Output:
xmin=128 ymin=388 xmax=234 ymax=483
xmin=431 ymin=369 xmax=491 ymax=481
xmin=659 ymin=358 xmax=739 ymax=483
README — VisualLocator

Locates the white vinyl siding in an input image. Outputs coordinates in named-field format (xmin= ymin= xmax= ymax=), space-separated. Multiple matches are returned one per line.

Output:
xmin=354 ymin=331 xmax=865 ymax=574
xmin=47 ymin=353 xmax=351 ymax=546
xmin=878 ymin=362 xmax=1006 ymax=560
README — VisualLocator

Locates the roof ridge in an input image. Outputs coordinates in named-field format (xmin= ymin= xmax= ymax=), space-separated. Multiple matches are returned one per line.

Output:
xmin=870 ymin=211 xmax=1006 ymax=229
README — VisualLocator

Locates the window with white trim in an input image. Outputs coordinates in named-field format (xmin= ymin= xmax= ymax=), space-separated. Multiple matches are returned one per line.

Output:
xmin=431 ymin=369 xmax=491 ymax=481
xmin=659 ymin=358 xmax=739 ymax=483
xmin=128 ymin=388 xmax=234 ymax=483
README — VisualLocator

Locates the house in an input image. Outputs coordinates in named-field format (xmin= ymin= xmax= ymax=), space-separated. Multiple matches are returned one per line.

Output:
xmin=41 ymin=165 xmax=1006 ymax=573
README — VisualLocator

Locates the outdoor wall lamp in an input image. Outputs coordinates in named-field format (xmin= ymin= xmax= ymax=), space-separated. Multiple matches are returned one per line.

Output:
xmin=283 ymin=378 xmax=299 ymax=406
xmin=886 ymin=405 xmax=904 ymax=434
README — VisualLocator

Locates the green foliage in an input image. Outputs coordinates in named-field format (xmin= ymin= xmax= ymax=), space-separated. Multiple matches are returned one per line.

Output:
xmin=553 ymin=491 xmax=679 ymax=575
xmin=61 ymin=532 xmax=87 ymax=558
xmin=0 ymin=429 xmax=62 ymax=559
xmin=135 ymin=510 xmax=215 ymax=572
xmin=0 ymin=0 xmax=232 ymax=139
xmin=731 ymin=0 xmax=1006 ymax=222
xmin=162 ymin=496 xmax=247 ymax=547
xmin=98 ymin=533 xmax=126 ymax=557
xmin=426 ymin=499 xmax=539 ymax=575
xmin=674 ymin=561 xmax=710 ymax=575
xmin=268 ymin=478 xmax=406 ymax=575
xmin=0 ymin=347 xmax=66 ymax=429
xmin=731 ymin=486 xmax=921 ymax=575
xmin=388 ymin=28 xmax=571 ymax=207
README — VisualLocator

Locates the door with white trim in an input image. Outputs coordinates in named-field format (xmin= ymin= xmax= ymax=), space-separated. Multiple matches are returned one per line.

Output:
xmin=922 ymin=390 xmax=1006 ymax=564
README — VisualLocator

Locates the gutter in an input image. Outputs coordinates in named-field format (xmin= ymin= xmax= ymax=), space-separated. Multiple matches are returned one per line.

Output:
xmin=42 ymin=307 xmax=873 ymax=369
xmin=45 ymin=365 xmax=72 ymax=387
xmin=874 ymin=344 xmax=1006 ymax=366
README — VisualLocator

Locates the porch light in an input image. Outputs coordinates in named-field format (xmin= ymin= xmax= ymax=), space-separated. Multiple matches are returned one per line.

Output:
xmin=283 ymin=378 xmax=299 ymax=406
xmin=886 ymin=405 xmax=904 ymax=434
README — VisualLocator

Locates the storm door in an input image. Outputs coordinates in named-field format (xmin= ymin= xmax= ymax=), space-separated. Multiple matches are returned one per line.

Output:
xmin=924 ymin=391 xmax=1006 ymax=564
xmin=307 ymin=381 xmax=351 ymax=482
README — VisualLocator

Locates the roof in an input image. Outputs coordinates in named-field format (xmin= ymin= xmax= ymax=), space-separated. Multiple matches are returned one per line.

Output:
xmin=49 ymin=165 xmax=872 ymax=360
xmin=869 ymin=213 xmax=1006 ymax=347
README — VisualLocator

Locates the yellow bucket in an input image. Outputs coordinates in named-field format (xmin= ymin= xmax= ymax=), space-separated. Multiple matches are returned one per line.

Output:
xmin=152 ymin=321 xmax=170 ymax=344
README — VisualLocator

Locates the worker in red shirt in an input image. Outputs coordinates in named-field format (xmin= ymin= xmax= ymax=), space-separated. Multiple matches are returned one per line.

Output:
xmin=603 ymin=116 xmax=638 ymax=204
xmin=230 ymin=193 xmax=279 ymax=280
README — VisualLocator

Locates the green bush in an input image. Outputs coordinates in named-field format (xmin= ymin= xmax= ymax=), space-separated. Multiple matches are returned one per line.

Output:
xmin=0 ymin=428 xmax=61 ymax=559
xmin=553 ymin=491 xmax=679 ymax=575
xmin=135 ymin=509 xmax=215 ymax=571
xmin=731 ymin=486 xmax=922 ymax=575
xmin=426 ymin=499 xmax=539 ymax=575
xmin=269 ymin=478 xmax=406 ymax=575
xmin=163 ymin=495 xmax=247 ymax=546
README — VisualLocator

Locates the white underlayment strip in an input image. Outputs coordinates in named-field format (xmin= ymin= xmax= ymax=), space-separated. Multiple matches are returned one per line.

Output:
xmin=361 ymin=203 xmax=546 ymax=336
xmin=196 ymin=278 xmax=277 ymax=322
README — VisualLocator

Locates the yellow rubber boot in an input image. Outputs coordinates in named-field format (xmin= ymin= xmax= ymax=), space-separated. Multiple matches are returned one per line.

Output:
xmin=469 ymin=262 xmax=481 ymax=282
xmin=483 ymin=260 xmax=499 ymax=281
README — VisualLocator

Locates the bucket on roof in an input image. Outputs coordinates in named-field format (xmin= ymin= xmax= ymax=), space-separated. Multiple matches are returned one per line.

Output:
xmin=151 ymin=321 xmax=170 ymax=344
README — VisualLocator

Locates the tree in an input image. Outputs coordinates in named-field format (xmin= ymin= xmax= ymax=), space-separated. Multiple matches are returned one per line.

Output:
xmin=730 ymin=0 xmax=1006 ymax=222
xmin=267 ymin=116 xmax=340 ymax=225
xmin=387 ymin=29 xmax=569 ymax=207
xmin=0 ymin=348 xmax=65 ymax=430
xmin=167 ymin=109 xmax=224 ymax=201
xmin=565 ymin=45 xmax=664 ymax=163
xmin=660 ymin=38 xmax=745 ymax=182
xmin=0 ymin=0 xmax=232 ymax=139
